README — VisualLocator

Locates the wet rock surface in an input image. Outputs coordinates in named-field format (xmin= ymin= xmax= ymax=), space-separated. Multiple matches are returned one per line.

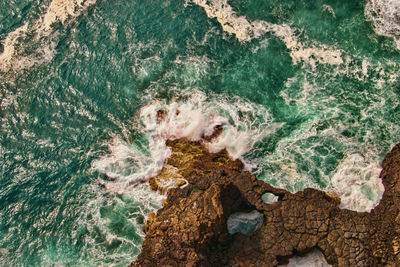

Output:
xmin=130 ymin=140 xmax=400 ymax=267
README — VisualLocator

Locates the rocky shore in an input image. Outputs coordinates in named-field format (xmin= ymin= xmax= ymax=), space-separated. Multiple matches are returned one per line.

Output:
xmin=130 ymin=139 xmax=400 ymax=267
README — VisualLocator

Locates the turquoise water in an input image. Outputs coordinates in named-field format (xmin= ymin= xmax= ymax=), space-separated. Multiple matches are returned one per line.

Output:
xmin=1 ymin=0 xmax=400 ymax=265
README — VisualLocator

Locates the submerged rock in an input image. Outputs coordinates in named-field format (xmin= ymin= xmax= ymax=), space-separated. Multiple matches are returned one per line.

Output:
xmin=130 ymin=140 xmax=400 ymax=267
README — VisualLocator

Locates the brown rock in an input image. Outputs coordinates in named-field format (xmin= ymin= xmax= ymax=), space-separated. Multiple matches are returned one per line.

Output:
xmin=130 ymin=141 xmax=400 ymax=267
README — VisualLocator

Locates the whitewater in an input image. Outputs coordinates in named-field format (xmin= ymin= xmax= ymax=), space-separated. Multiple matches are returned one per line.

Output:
xmin=1 ymin=0 xmax=400 ymax=266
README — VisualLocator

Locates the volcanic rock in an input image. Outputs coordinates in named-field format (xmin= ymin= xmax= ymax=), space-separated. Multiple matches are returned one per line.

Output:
xmin=130 ymin=140 xmax=400 ymax=267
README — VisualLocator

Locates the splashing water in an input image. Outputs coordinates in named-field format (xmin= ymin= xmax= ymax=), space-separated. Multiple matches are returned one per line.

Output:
xmin=1 ymin=0 xmax=400 ymax=266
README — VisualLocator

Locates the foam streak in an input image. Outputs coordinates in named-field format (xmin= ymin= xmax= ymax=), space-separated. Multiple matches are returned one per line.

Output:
xmin=0 ymin=0 xmax=96 ymax=72
xmin=187 ymin=0 xmax=343 ymax=67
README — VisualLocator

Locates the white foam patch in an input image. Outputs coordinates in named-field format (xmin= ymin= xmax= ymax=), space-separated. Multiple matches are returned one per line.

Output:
xmin=0 ymin=23 xmax=57 ymax=72
xmin=365 ymin=0 xmax=400 ymax=49
xmin=270 ymin=24 xmax=343 ymax=68
xmin=331 ymin=154 xmax=383 ymax=212
xmin=140 ymin=89 xmax=281 ymax=160
xmin=187 ymin=0 xmax=343 ymax=67
xmin=44 ymin=0 xmax=96 ymax=31
xmin=187 ymin=0 xmax=268 ymax=42
xmin=0 ymin=0 xmax=96 ymax=72
xmin=279 ymin=249 xmax=331 ymax=267
xmin=0 ymin=23 xmax=29 ymax=72
xmin=92 ymin=138 xmax=170 ymax=194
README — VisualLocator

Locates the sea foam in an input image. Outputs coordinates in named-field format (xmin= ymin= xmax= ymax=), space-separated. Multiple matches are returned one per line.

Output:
xmin=331 ymin=154 xmax=384 ymax=212
xmin=92 ymin=137 xmax=170 ymax=194
xmin=139 ymin=89 xmax=280 ymax=160
xmin=187 ymin=0 xmax=343 ymax=67
xmin=365 ymin=0 xmax=400 ymax=49
xmin=93 ymin=89 xmax=280 ymax=195
xmin=0 ymin=0 xmax=96 ymax=72
xmin=276 ymin=74 xmax=393 ymax=213
xmin=44 ymin=0 xmax=96 ymax=30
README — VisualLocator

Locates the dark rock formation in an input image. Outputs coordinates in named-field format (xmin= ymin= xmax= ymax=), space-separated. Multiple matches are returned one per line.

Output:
xmin=130 ymin=140 xmax=400 ymax=267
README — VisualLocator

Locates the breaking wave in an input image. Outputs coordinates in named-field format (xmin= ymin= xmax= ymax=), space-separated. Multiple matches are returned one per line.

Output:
xmin=93 ymin=89 xmax=280 ymax=195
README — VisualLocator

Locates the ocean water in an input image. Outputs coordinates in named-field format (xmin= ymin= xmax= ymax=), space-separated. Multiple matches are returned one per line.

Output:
xmin=1 ymin=0 xmax=400 ymax=266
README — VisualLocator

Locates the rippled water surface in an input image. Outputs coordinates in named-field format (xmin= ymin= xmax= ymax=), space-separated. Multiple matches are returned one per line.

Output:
xmin=1 ymin=0 xmax=400 ymax=265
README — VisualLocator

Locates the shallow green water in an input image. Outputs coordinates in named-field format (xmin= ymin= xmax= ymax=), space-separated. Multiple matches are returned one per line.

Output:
xmin=1 ymin=0 xmax=400 ymax=266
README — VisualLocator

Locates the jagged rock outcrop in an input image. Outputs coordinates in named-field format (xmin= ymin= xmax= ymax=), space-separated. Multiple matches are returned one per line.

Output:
xmin=130 ymin=140 xmax=400 ymax=267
